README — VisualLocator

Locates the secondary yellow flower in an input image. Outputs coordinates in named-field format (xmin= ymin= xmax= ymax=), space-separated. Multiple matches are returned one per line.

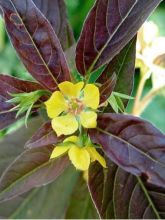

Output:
xmin=50 ymin=136 xmax=107 ymax=171
xmin=45 ymin=81 xmax=100 ymax=136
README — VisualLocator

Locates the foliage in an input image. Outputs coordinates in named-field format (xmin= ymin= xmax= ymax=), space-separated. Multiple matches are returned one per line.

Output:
xmin=0 ymin=0 xmax=164 ymax=219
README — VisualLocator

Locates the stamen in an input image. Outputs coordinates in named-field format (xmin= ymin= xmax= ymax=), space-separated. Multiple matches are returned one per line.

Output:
xmin=68 ymin=98 xmax=84 ymax=115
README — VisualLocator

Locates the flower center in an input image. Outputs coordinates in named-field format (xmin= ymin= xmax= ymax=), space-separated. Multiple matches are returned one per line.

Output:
xmin=68 ymin=98 xmax=84 ymax=115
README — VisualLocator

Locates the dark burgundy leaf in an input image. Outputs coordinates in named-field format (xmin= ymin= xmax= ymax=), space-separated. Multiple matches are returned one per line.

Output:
xmin=100 ymin=72 xmax=117 ymax=104
xmin=90 ymin=113 xmax=165 ymax=187
xmin=33 ymin=0 xmax=75 ymax=50
xmin=0 ymin=112 xmax=18 ymax=130
xmin=76 ymin=0 xmax=162 ymax=75
xmin=0 ymin=95 xmax=12 ymax=112
xmin=0 ymin=0 xmax=70 ymax=91
xmin=0 ymin=117 xmax=43 ymax=176
xmin=88 ymin=160 xmax=117 ymax=219
xmin=88 ymin=160 xmax=165 ymax=219
xmin=116 ymin=171 xmax=165 ymax=219
xmin=0 ymin=125 xmax=80 ymax=218
xmin=0 ymin=146 xmax=70 ymax=202
xmin=25 ymin=121 xmax=61 ymax=149
xmin=99 ymin=37 xmax=136 ymax=105
xmin=0 ymin=117 xmax=75 ymax=218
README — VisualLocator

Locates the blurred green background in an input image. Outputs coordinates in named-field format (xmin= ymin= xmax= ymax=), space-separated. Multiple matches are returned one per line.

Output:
xmin=0 ymin=0 xmax=165 ymax=137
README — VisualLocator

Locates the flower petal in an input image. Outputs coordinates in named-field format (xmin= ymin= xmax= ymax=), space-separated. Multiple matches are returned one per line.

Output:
xmin=80 ymin=111 xmax=97 ymax=128
xmin=50 ymin=146 xmax=70 ymax=159
xmin=45 ymin=91 xmax=67 ymax=118
xmin=51 ymin=136 xmax=79 ymax=159
xmin=83 ymin=84 xmax=100 ymax=109
xmin=87 ymin=147 xmax=107 ymax=168
xmin=52 ymin=114 xmax=78 ymax=136
xmin=59 ymin=81 xmax=84 ymax=98
xmin=64 ymin=136 xmax=79 ymax=144
xmin=68 ymin=146 xmax=90 ymax=171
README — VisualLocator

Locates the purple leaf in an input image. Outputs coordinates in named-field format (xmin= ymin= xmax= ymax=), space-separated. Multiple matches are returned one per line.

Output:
xmin=76 ymin=0 xmax=162 ymax=75
xmin=90 ymin=113 xmax=165 ymax=187
xmin=0 ymin=117 xmax=74 ymax=218
xmin=88 ymin=160 xmax=165 ymax=219
xmin=0 ymin=112 xmax=18 ymax=130
xmin=0 ymin=117 xmax=43 ymax=176
xmin=0 ymin=145 xmax=70 ymax=202
xmin=0 ymin=0 xmax=70 ymax=91
xmin=25 ymin=121 xmax=61 ymax=149
xmin=100 ymin=72 xmax=117 ymax=104
xmin=88 ymin=160 xmax=115 ymax=219
xmin=33 ymin=0 xmax=75 ymax=50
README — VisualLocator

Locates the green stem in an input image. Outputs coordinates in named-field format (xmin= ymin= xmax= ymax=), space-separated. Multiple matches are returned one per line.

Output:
xmin=132 ymin=74 xmax=147 ymax=116
xmin=137 ymin=177 xmax=160 ymax=219
xmin=134 ymin=86 xmax=165 ymax=116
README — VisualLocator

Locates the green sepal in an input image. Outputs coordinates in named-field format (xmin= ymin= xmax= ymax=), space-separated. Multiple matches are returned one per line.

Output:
xmin=7 ymin=90 xmax=49 ymax=126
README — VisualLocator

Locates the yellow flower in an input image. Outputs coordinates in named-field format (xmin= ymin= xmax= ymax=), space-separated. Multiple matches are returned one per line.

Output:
xmin=50 ymin=136 xmax=107 ymax=171
xmin=45 ymin=81 xmax=100 ymax=136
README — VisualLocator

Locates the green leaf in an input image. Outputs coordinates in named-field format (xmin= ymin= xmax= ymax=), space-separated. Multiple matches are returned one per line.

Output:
xmin=96 ymin=37 xmax=137 ymax=109
xmin=24 ymin=104 xmax=33 ymax=127
xmin=108 ymin=95 xmax=119 ymax=113
xmin=8 ymin=90 xmax=48 ymax=125
xmin=113 ymin=92 xmax=134 ymax=100
xmin=0 ymin=166 xmax=79 ymax=219
xmin=66 ymin=176 xmax=99 ymax=219
xmin=115 ymin=96 xmax=125 ymax=112
xmin=9 ymin=167 xmax=79 ymax=219
xmin=15 ymin=106 xmax=27 ymax=118
xmin=0 ymin=74 xmax=44 ymax=130
xmin=89 ymin=65 xmax=106 ymax=83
